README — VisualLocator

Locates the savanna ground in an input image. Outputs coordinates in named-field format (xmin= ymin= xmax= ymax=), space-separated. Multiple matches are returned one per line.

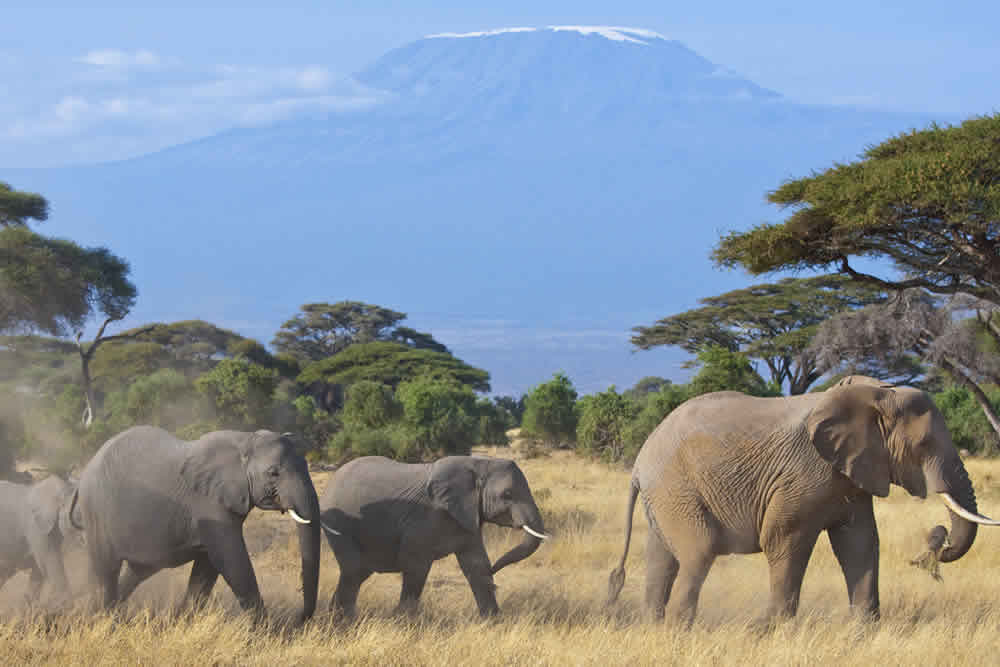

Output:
xmin=2 ymin=442 xmax=1000 ymax=666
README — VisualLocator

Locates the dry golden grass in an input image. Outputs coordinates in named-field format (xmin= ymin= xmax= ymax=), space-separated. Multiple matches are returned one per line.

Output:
xmin=3 ymin=447 xmax=1000 ymax=665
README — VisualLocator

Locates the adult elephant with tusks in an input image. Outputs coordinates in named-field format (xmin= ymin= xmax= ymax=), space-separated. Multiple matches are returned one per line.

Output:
xmin=606 ymin=375 xmax=1000 ymax=625
xmin=320 ymin=455 xmax=549 ymax=618
xmin=70 ymin=426 xmax=321 ymax=620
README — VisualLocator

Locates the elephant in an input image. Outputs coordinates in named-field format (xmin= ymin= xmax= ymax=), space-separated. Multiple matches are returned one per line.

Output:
xmin=606 ymin=376 xmax=1000 ymax=625
xmin=319 ymin=455 xmax=550 ymax=618
xmin=0 ymin=475 xmax=78 ymax=605
xmin=70 ymin=425 xmax=321 ymax=619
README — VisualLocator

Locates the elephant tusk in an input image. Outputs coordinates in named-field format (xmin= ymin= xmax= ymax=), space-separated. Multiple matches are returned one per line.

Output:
xmin=939 ymin=493 xmax=1000 ymax=526
xmin=288 ymin=508 xmax=312 ymax=525
xmin=320 ymin=520 xmax=341 ymax=536
xmin=522 ymin=525 xmax=550 ymax=540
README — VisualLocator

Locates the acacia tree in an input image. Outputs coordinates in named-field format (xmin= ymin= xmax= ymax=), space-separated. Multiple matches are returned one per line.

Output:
xmin=810 ymin=290 xmax=1000 ymax=440
xmin=713 ymin=114 xmax=1000 ymax=304
xmin=0 ymin=184 xmax=139 ymax=426
xmin=633 ymin=275 xmax=885 ymax=394
xmin=0 ymin=181 xmax=47 ymax=227
xmin=272 ymin=301 xmax=448 ymax=361
xmin=296 ymin=341 xmax=490 ymax=393
xmin=76 ymin=319 xmax=155 ymax=426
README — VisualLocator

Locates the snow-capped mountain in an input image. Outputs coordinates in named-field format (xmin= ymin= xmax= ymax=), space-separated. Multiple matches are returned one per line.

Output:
xmin=2 ymin=28 xmax=949 ymax=393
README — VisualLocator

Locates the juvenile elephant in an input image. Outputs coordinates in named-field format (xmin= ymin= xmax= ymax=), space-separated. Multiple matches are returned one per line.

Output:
xmin=607 ymin=376 xmax=1000 ymax=624
xmin=72 ymin=426 xmax=321 ymax=619
xmin=320 ymin=455 xmax=549 ymax=617
xmin=0 ymin=475 xmax=78 ymax=605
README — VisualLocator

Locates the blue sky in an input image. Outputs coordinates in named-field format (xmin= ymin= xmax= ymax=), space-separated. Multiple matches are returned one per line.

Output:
xmin=3 ymin=1 xmax=998 ymax=166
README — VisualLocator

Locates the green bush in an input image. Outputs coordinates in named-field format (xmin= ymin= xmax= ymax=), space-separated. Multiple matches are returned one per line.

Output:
xmin=474 ymin=398 xmax=511 ymax=445
xmin=340 ymin=381 xmax=401 ymax=430
xmin=621 ymin=383 xmax=692 ymax=464
xmin=327 ymin=422 xmax=419 ymax=461
xmin=688 ymin=345 xmax=779 ymax=398
xmin=932 ymin=384 xmax=1000 ymax=456
xmin=124 ymin=368 xmax=193 ymax=427
xmin=521 ymin=372 xmax=579 ymax=446
xmin=396 ymin=377 xmax=478 ymax=457
xmin=576 ymin=387 xmax=639 ymax=462
xmin=194 ymin=358 xmax=278 ymax=428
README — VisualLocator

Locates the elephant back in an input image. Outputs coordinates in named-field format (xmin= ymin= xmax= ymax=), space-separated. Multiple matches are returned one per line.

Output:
xmin=78 ymin=426 xmax=189 ymax=525
xmin=633 ymin=391 xmax=821 ymax=489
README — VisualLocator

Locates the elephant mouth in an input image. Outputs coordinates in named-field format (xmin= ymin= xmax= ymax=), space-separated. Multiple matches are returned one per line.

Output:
xmin=255 ymin=496 xmax=312 ymax=524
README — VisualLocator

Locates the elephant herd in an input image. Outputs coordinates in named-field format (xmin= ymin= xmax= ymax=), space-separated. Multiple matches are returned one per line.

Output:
xmin=0 ymin=425 xmax=550 ymax=621
xmin=1 ymin=375 xmax=998 ymax=629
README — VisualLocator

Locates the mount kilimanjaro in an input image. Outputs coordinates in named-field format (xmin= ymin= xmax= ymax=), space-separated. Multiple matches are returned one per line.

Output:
xmin=3 ymin=27 xmax=948 ymax=394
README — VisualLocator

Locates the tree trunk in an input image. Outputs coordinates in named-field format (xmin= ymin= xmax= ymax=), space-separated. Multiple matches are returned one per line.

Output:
xmin=939 ymin=357 xmax=1000 ymax=452
xmin=75 ymin=318 xmax=156 ymax=428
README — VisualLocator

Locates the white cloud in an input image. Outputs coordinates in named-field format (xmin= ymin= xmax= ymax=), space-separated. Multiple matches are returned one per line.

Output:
xmin=53 ymin=96 xmax=89 ymax=122
xmin=0 ymin=53 xmax=384 ymax=165
xmin=295 ymin=66 xmax=332 ymax=92
xmin=77 ymin=48 xmax=161 ymax=67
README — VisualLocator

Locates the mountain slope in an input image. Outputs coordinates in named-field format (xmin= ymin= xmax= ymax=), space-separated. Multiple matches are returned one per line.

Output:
xmin=2 ymin=27 xmax=951 ymax=394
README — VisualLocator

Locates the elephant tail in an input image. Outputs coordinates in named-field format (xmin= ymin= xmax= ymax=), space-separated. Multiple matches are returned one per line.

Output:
xmin=606 ymin=475 xmax=640 ymax=607
xmin=67 ymin=487 xmax=83 ymax=531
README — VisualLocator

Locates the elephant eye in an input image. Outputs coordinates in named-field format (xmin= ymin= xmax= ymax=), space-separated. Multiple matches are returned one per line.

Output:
xmin=502 ymin=489 xmax=513 ymax=500
xmin=267 ymin=466 xmax=280 ymax=478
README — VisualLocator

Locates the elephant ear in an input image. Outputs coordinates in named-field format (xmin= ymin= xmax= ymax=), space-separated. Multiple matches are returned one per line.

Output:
xmin=427 ymin=458 xmax=481 ymax=534
xmin=807 ymin=385 xmax=892 ymax=497
xmin=181 ymin=440 xmax=251 ymax=516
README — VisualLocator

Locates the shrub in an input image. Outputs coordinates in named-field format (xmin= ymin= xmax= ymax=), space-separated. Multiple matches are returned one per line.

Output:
xmin=195 ymin=358 xmax=279 ymax=428
xmin=576 ymin=387 xmax=639 ymax=462
xmin=688 ymin=345 xmax=779 ymax=398
xmin=621 ymin=383 xmax=692 ymax=464
xmin=521 ymin=372 xmax=579 ymax=446
xmin=933 ymin=384 xmax=1000 ymax=456
xmin=340 ymin=381 xmax=401 ymax=430
xmin=124 ymin=368 xmax=193 ymax=426
xmin=327 ymin=423 xmax=420 ymax=462
xmin=396 ymin=377 xmax=478 ymax=458
xmin=475 ymin=398 xmax=511 ymax=445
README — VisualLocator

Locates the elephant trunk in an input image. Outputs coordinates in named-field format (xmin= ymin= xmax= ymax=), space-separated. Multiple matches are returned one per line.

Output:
xmin=287 ymin=477 xmax=321 ymax=620
xmin=490 ymin=503 xmax=546 ymax=575
xmin=931 ymin=461 xmax=979 ymax=563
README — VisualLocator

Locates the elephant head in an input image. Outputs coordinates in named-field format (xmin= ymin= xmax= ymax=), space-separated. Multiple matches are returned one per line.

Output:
xmin=184 ymin=430 xmax=321 ymax=619
xmin=809 ymin=378 xmax=1000 ymax=564
xmin=427 ymin=457 xmax=549 ymax=575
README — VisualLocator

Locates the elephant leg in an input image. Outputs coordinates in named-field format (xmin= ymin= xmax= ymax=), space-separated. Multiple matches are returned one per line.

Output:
xmin=27 ymin=529 xmax=71 ymax=604
xmin=183 ymin=555 xmax=220 ymax=609
xmin=331 ymin=568 xmax=372 ymax=618
xmin=763 ymin=530 xmax=821 ymax=620
xmin=456 ymin=542 xmax=499 ymax=617
xmin=117 ymin=562 xmax=159 ymax=605
xmin=87 ymin=540 xmax=122 ymax=610
xmin=25 ymin=564 xmax=44 ymax=602
xmin=328 ymin=537 xmax=370 ymax=617
xmin=199 ymin=521 xmax=262 ymax=613
xmin=828 ymin=499 xmax=880 ymax=620
xmin=666 ymin=551 xmax=714 ymax=628
xmin=396 ymin=561 xmax=432 ymax=615
xmin=644 ymin=531 xmax=679 ymax=621
xmin=0 ymin=565 xmax=13 ymax=593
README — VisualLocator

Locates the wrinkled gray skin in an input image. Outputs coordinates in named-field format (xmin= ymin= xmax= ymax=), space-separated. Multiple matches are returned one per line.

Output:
xmin=321 ymin=455 xmax=546 ymax=617
xmin=72 ymin=426 xmax=321 ymax=619
xmin=608 ymin=376 xmax=997 ymax=625
xmin=0 ymin=475 xmax=77 ymax=605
